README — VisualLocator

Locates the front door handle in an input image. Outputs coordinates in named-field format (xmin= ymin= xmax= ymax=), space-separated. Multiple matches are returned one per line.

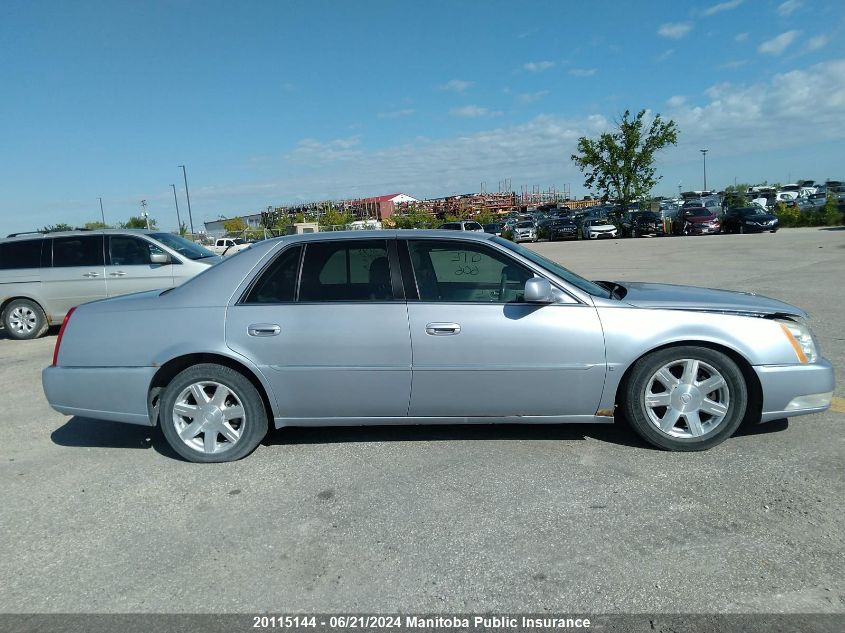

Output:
xmin=425 ymin=322 xmax=461 ymax=336
xmin=248 ymin=323 xmax=281 ymax=337
xmin=109 ymin=271 xmax=127 ymax=277
xmin=82 ymin=272 xmax=100 ymax=278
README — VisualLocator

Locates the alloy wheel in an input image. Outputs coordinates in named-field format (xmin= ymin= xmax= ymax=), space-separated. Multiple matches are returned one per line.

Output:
xmin=643 ymin=359 xmax=730 ymax=438
xmin=171 ymin=381 xmax=246 ymax=454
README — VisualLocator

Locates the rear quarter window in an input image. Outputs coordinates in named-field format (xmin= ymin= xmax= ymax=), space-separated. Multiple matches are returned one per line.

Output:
xmin=0 ymin=239 xmax=44 ymax=270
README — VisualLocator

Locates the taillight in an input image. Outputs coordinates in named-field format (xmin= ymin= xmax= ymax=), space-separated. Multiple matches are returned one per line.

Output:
xmin=52 ymin=306 xmax=76 ymax=367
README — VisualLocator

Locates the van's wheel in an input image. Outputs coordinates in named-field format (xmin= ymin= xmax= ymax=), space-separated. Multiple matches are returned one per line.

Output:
xmin=622 ymin=346 xmax=747 ymax=451
xmin=3 ymin=299 xmax=48 ymax=340
xmin=159 ymin=363 xmax=268 ymax=463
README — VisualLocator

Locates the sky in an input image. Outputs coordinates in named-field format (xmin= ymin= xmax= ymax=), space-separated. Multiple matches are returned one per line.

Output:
xmin=1 ymin=0 xmax=844 ymax=233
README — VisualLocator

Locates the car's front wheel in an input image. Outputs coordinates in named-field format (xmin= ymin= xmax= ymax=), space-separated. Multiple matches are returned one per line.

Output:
xmin=159 ymin=363 xmax=268 ymax=463
xmin=622 ymin=346 xmax=748 ymax=451
xmin=3 ymin=298 xmax=49 ymax=340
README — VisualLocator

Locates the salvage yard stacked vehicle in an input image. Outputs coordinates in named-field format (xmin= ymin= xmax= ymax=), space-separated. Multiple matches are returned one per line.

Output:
xmin=41 ymin=230 xmax=834 ymax=463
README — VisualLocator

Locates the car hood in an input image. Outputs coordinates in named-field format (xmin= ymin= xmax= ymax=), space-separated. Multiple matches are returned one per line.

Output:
xmin=613 ymin=281 xmax=806 ymax=318
xmin=743 ymin=214 xmax=777 ymax=222
xmin=686 ymin=215 xmax=718 ymax=223
xmin=590 ymin=223 xmax=616 ymax=230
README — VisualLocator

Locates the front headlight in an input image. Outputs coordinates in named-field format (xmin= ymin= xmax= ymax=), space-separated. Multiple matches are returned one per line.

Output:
xmin=776 ymin=319 xmax=818 ymax=363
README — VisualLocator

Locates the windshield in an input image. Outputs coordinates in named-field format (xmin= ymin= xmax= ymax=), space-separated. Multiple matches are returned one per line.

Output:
xmin=516 ymin=221 xmax=534 ymax=228
xmin=492 ymin=237 xmax=611 ymax=298
xmin=150 ymin=233 xmax=217 ymax=260
xmin=685 ymin=209 xmax=711 ymax=217
xmin=741 ymin=208 xmax=768 ymax=217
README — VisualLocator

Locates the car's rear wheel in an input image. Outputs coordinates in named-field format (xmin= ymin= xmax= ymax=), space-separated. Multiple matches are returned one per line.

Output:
xmin=622 ymin=346 xmax=747 ymax=451
xmin=3 ymin=299 xmax=48 ymax=340
xmin=159 ymin=363 xmax=268 ymax=463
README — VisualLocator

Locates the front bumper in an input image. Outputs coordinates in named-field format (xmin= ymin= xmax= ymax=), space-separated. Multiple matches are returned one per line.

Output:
xmin=689 ymin=225 xmax=720 ymax=234
xmin=42 ymin=365 xmax=157 ymax=426
xmin=754 ymin=358 xmax=835 ymax=422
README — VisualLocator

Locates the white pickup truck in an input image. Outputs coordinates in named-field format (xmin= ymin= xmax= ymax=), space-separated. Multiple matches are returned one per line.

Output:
xmin=209 ymin=238 xmax=251 ymax=256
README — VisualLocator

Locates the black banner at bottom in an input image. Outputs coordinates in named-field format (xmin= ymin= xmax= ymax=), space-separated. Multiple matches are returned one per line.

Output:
xmin=0 ymin=614 xmax=842 ymax=633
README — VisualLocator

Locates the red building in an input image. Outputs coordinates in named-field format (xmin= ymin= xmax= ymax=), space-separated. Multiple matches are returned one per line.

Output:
xmin=349 ymin=193 xmax=418 ymax=220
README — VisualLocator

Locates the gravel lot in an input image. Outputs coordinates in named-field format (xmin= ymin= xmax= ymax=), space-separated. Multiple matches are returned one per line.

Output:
xmin=1 ymin=227 xmax=843 ymax=615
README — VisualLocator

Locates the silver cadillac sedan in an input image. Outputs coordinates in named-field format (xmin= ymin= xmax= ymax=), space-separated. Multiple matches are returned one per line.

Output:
xmin=43 ymin=230 xmax=834 ymax=463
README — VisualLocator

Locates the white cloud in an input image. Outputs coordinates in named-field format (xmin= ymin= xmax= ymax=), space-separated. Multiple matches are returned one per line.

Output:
xmin=807 ymin=35 xmax=829 ymax=51
xmin=517 ymin=91 xmax=549 ymax=104
xmin=438 ymin=79 xmax=473 ymax=93
xmin=658 ymin=23 xmax=692 ymax=39
xmin=568 ymin=68 xmax=597 ymax=77
xmin=703 ymin=0 xmax=743 ymax=16
xmin=666 ymin=95 xmax=687 ymax=108
xmin=735 ymin=32 xmax=749 ymax=42
xmin=523 ymin=60 xmax=555 ymax=73
xmin=377 ymin=109 xmax=416 ymax=119
xmin=287 ymin=136 xmax=363 ymax=163
xmin=190 ymin=60 xmax=845 ymax=208
xmin=656 ymin=49 xmax=675 ymax=62
xmin=721 ymin=59 xmax=749 ymax=69
xmin=450 ymin=105 xmax=503 ymax=118
xmin=777 ymin=0 xmax=802 ymax=16
xmin=759 ymin=30 xmax=800 ymax=55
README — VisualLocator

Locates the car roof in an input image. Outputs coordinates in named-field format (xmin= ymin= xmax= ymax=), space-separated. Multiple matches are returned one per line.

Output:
xmin=262 ymin=229 xmax=498 ymax=246
xmin=2 ymin=228 xmax=161 ymax=242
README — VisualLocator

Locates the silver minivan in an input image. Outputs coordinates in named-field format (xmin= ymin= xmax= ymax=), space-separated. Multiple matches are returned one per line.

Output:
xmin=0 ymin=229 xmax=220 ymax=340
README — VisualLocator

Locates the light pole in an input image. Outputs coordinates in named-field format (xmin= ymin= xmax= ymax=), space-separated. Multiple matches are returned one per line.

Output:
xmin=140 ymin=200 xmax=150 ymax=230
xmin=700 ymin=149 xmax=709 ymax=192
xmin=179 ymin=165 xmax=196 ymax=238
xmin=98 ymin=197 xmax=106 ymax=225
xmin=170 ymin=184 xmax=183 ymax=234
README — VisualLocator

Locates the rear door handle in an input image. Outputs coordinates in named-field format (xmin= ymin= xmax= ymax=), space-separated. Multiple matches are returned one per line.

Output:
xmin=248 ymin=324 xmax=281 ymax=337
xmin=82 ymin=272 xmax=100 ymax=278
xmin=109 ymin=271 xmax=127 ymax=277
xmin=425 ymin=322 xmax=461 ymax=336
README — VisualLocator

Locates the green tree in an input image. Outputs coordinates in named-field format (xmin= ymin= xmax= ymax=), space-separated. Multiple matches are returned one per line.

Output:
xmin=40 ymin=223 xmax=74 ymax=232
xmin=391 ymin=206 xmax=439 ymax=229
xmin=571 ymin=109 xmax=679 ymax=211
xmin=475 ymin=210 xmax=496 ymax=226
xmin=121 ymin=216 xmax=156 ymax=229
xmin=823 ymin=194 xmax=842 ymax=226
xmin=722 ymin=183 xmax=751 ymax=209
xmin=178 ymin=221 xmax=188 ymax=236
xmin=84 ymin=221 xmax=109 ymax=230
xmin=223 ymin=217 xmax=247 ymax=233
xmin=319 ymin=208 xmax=354 ymax=228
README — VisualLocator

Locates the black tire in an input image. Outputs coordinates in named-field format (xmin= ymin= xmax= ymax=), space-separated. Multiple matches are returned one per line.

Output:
xmin=3 ymin=298 xmax=49 ymax=340
xmin=159 ymin=363 xmax=268 ymax=463
xmin=622 ymin=346 xmax=748 ymax=451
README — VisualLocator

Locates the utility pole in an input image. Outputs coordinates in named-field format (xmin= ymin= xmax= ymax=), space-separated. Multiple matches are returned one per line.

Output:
xmin=98 ymin=197 xmax=106 ymax=225
xmin=700 ymin=149 xmax=709 ymax=192
xmin=140 ymin=200 xmax=150 ymax=230
xmin=179 ymin=165 xmax=196 ymax=238
xmin=170 ymin=184 xmax=183 ymax=234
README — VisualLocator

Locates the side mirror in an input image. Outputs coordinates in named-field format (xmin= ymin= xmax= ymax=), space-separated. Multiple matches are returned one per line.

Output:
xmin=150 ymin=252 xmax=170 ymax=265
xmin=524 ymin=277 xmax=554 ymax=303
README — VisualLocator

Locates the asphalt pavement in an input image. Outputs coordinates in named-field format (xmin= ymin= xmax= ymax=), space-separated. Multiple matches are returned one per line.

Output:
xmin=1 ymin=227 xmax=842 ymax=615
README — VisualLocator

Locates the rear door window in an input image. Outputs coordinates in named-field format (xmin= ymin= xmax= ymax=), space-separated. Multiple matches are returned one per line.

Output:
xmin=0 ymin=239 xmax=43 ymax=269
xmin=299 ymin=240 xmax=394 ymax=302
xmin=51 ymin=235 xmax=105 ymax=267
